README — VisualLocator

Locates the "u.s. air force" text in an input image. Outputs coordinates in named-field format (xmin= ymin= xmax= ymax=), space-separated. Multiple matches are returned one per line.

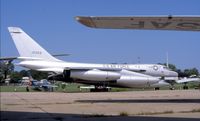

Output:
xmin=130 ymin=21 xmax=200 ymax=30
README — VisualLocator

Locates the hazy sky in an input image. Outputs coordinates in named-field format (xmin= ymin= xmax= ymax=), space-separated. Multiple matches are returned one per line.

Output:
xmin=1 ymin=0 xmax=200 ymax=71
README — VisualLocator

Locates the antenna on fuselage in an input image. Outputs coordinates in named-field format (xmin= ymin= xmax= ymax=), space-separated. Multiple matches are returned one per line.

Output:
xmin=166 ymin=52 xmax=169 ymax=68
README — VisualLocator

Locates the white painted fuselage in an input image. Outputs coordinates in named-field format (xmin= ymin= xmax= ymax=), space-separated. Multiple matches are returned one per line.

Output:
xmin=18 ymin=60 xmax=178 ymax=88
xmin=8 ymin=27 xmax=178 ymax=88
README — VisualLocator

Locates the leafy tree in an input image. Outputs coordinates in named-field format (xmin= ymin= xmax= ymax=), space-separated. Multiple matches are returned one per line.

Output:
xmin=176 ymin=69 xmax=187 ymax=77
xmin=0 ymin=61 xmax=14 ymax=80
xmin=20 ymin=70 xmax=29 ymax=77
xmin=183 ymin=68 xmax=199 ymax=77
xmin=29 ymin=70 xmax=48 ymax=80
xmin=10 ymin=71 xmax=22 ymax=83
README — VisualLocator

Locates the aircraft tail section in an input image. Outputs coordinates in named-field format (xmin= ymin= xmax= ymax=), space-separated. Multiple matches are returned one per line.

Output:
xmin=8 ymin=27 xmax=59 ymax=61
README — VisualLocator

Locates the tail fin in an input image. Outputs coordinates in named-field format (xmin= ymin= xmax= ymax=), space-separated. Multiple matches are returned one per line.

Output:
xmin=8 ymin=27 xmax=59 ymax=61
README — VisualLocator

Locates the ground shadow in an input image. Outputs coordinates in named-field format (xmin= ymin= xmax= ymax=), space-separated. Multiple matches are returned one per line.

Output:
xmin=76 ymin=99 xmax=200 ymax=103
xmin=1 ymin=111 xmax=199 ymax=121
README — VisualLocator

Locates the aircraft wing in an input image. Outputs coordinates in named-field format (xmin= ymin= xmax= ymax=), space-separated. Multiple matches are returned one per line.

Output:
xmin=36 ymin=68 xmax=64 ymax=73
xmin=76 ymin=16 xmax=200 ymax=31
xmin=176 ymin=77 xmax=200 ymax=83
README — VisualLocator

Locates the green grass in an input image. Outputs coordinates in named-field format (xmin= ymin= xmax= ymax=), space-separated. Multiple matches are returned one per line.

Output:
xmin=0 ymin=83 xmax=89 ymax=92
xmin=55 ymin=83 xmax=89 ymax=93
xmin=1 ymin=82 xmax=199 ymax=92
xmin=0 ymin=85 xmax=35 ymax=92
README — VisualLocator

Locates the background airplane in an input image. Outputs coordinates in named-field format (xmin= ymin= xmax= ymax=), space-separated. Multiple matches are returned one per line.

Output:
xmin=30 ymin=79 xmax=57 ymax=91
xmin=20 ymin=72 xmax=57 ymax=91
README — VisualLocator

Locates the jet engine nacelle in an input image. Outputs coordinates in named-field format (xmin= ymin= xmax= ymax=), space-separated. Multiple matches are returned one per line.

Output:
xmin=64 ymin=69 xmax=121 ymax=81
xmin=117 ymin=76 xmax=160 ymax=88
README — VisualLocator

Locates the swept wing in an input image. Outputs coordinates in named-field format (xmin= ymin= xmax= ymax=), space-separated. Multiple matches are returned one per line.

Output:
xmin=76 ymin=16 xmax=200 ymax=31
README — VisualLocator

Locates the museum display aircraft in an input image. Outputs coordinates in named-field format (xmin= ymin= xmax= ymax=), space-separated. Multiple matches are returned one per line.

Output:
xmin=5 ymin=26 xmax=198 ymax=91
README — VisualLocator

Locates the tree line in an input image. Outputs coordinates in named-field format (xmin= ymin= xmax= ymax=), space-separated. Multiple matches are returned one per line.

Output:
xmin=0 ymin=61 xmax=48 ymax=83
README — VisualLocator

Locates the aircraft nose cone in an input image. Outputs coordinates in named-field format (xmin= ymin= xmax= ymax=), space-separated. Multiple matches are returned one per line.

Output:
xmin=171 ymin=71 xmax=178 ymax=77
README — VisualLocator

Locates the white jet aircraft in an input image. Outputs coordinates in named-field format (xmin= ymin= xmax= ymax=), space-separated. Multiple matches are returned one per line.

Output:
xmin=5 ymin=27 xmax=179 ymax=91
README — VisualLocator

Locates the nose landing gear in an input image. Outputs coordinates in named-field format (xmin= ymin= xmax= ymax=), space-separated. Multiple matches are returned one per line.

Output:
xmin=183 ymin=82 xmax=189 ymax=90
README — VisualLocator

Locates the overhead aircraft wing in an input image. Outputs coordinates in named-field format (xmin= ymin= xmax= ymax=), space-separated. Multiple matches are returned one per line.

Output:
xmin=76 ymin=16 xmax=200 ymax=31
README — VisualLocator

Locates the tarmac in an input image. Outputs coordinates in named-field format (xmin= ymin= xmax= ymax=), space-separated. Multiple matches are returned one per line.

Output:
xmin=1 ymin=90 xmax=200 ymax=121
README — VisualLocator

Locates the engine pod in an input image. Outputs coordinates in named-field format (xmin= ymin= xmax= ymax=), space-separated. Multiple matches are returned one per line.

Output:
xmin=70 ymin=69 xmax=121 ymax=81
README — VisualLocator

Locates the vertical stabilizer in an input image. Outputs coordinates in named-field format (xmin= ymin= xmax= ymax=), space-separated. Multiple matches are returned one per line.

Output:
xmin=8 ymin=27 xmax=59 ymax=61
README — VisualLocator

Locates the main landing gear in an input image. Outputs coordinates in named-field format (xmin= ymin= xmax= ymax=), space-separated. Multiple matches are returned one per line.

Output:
xmin=183 ymin=83 xmax=189 ymax=90
xmin=90 ymin=86 xmax=111 ymax=92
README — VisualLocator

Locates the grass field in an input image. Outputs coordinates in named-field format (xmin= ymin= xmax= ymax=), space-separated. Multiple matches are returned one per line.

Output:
xmin=0 ymin=82 xmax=199 ymax=92
xmin=0 ymin=85 xmax=30 ymax=92
xmin=0 ymin=83 xmax=85 ymax=92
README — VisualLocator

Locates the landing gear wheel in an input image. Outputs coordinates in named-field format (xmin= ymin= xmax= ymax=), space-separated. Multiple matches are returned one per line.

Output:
xmin=90 ymin=86 xmax=110 ymax=92
xmin=90 ymin=88 xmax=109 ymax=92
xmin=170 ymin=87 xmax=175 ymax=90
xmin=183 ymin=85 xmax=189 ymax=90
xmin=183 ymin=83 xmax=188 ymax=90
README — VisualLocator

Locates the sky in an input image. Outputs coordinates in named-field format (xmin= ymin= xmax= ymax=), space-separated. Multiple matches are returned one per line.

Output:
xmin=1 ymin=0 xmax=200 ymax=71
